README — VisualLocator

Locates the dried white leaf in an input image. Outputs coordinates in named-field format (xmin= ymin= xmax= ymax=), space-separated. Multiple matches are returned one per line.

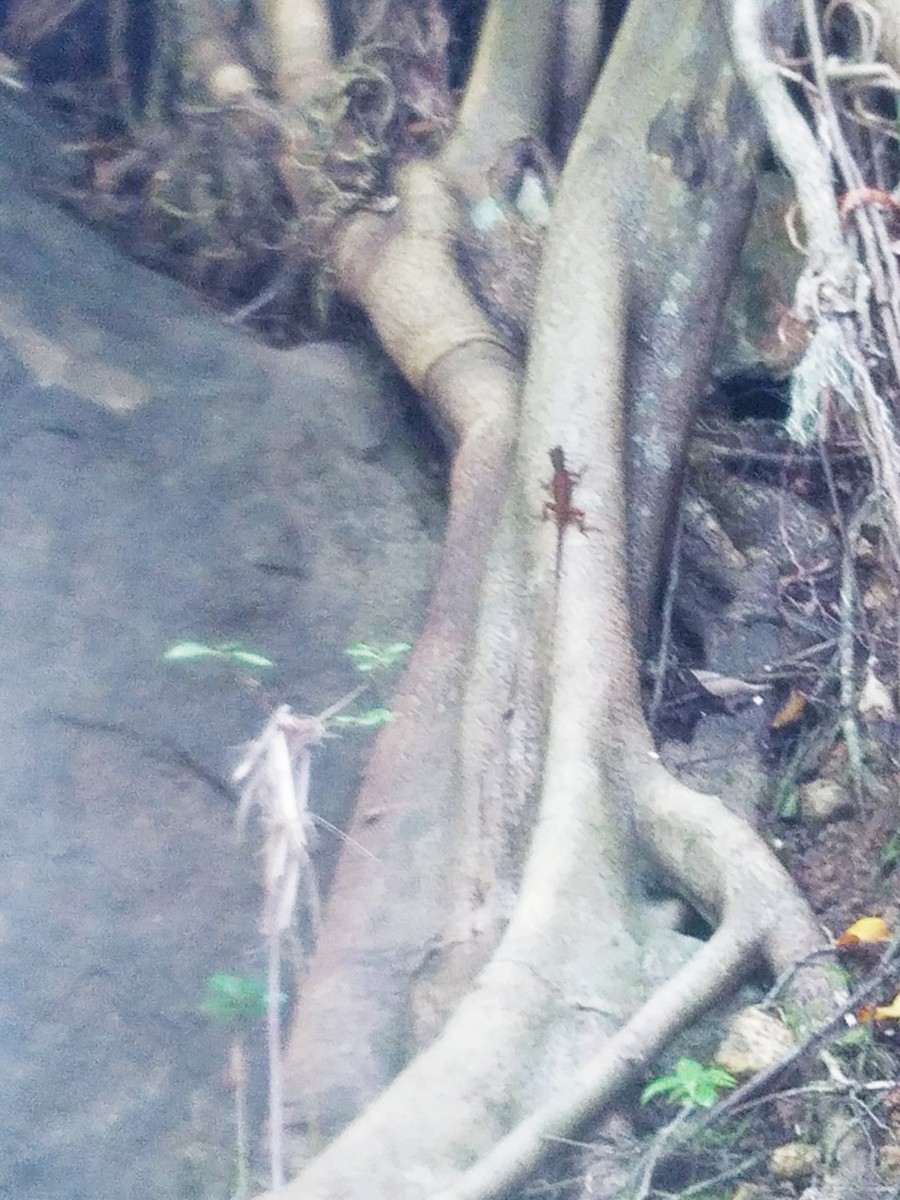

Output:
xmin=691 ymin=669 xmax=769 ymax=699
xmin=232 ymin=705 xmax=327 ymax=936
xmin=858 ymin=661 xmax=896 ymax=721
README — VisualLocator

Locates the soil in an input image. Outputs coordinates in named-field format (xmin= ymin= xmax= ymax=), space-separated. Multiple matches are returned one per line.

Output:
xmin=649 ymin=418 xmax=900 ymax=1199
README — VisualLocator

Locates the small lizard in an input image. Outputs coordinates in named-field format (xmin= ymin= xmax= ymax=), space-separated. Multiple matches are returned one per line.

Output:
xmin=542 ymin=445 xmax=587 ymax=579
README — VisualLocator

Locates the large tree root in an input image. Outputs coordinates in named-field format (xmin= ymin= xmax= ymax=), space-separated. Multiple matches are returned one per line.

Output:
xmin=262 ymin=758 xmax=829 ymax=1198
xmin=257 ymin=2 xmax=848 ymax=1197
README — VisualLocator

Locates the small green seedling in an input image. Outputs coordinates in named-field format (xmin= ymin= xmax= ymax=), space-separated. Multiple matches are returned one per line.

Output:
xmin=187 ymin=640 xmax=409 ymax=1188
xmin=640 ymin=1058 xmax=737 ymax=1110
xmin=164 ymin=641 xmax=274 ymax=669
xmin=200 ymin=973 xmax=269 ymax=1200
xmin=200 ymin=973 xmax=269 ymax=1024
xmin=345 ymin=641 xmax=411 ymax=673
xmin=333 ymin=643 xmax=410 ymax=728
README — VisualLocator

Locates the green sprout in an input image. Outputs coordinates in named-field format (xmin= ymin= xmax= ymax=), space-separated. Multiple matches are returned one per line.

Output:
xmin=200 ymin=973 xmax=269 ymax=1200
xmin=199 ymin=973 xmax=268 ymax=1024
xmin=331 ymin=642 xmax=410 ymax=728
xmin=640 ymin=1058 xmax=737 ymax=1111
xmin=345 ymin=641 xmax=411 ymax=673
xmin=164 ymin=641 xmax=274 ymax=669
xmin=331 ymin=707 xmax=394 ymax=729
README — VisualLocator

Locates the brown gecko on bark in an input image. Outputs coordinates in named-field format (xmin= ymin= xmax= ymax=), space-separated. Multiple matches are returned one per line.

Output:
xmin=541 ymin=445 xmax=588 ymax=579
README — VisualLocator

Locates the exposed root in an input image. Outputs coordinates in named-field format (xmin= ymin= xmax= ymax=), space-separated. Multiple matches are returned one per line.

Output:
xmin=431 ymin=926 xmax=759 ymax=1200
xmin=256 ymin=6 xmax=842 ymax=1194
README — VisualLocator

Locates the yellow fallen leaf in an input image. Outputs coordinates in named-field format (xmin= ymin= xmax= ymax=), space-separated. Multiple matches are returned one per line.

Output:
xmin=859 ymin=992 xmax=900 ymax=1023
xmin=874 ymin=992 xmax=900 ymax=1021
xmin=836 ymin=916 xmax=891 ymax=948
xmin=771 ymin=689 xmax=807 ymax=729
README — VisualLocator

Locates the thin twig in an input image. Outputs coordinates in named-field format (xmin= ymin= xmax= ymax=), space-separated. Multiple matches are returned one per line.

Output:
xmin=231 ymin=1035 xmax=250 ymax=1200
xmin=267 ymin=930 xmax=285 ymax=1190
xmin=668 ymin=1153 xmax=766 ymax=1198
xmin=632 ymin=1107 xmax=689 ymax=1200
xmin=716 ymin=1075 xmax=898 ymax=1122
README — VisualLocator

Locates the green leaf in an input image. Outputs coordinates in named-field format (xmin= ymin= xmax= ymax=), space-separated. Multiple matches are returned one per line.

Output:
xmin=690 ymin=1080 xmax=719 ymax=1108
xmin=227 ymin=650 xmax=274 ymax=668
xmin=164 ymin=641 xmax=219 ymax=661
xmin=705 ymin=1066 xmax=738 ymax=1089
xmin=775 ymin=779 xmax=800 ymax=819
xmin=345 ymin=641 xmax=411 ymax=673
xmin=199 ymin=973 xmax=268 ymax=1024
xmin=640 ymin=1076 xmax=679 ymax=1105
xmin=345 ymin=644 xmax=382 ymax=672
xmin=640 ymin=1059 xmax=735 ymax=1110
xmin=675 ymin=1058 xmax=704 ymax=1081
xmin=332 ymin=708 xmax=394 ymax=729
xmin=382 ymin=641 xmax=413 ymax=659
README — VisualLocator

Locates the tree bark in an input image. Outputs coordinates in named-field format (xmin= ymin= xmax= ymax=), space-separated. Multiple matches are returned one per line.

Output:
xmin=261 ymin=1 xmax=837 ymax=1196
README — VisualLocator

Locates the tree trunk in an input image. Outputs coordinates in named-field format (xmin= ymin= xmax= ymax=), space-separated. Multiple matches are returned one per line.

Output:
xmin=261 ymin=1 xmax=837 ymax=1196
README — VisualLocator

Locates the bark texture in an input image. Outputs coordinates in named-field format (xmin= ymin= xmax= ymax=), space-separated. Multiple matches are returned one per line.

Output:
xmin=260 ymin=1 xmax=837 ymax=1196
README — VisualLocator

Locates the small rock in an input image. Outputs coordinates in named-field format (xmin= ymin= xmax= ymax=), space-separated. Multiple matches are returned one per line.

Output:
xmin=731 ymin=1184 xmax=772 ymax=1200
xmin=770 ymin=1141 xmax=820 ymax=1180
xmin=879 ymin=1144 xmax=900 ymax=1177
xmin=715 ymin=1006 xmax=795 ymax=1079
xmin=798 ymin=778 xmax=854 ymax=821
xmin=859 ymin=658 xmax=897 ymax=720
xmin=209 ymin=63 xmax=257 ymax=101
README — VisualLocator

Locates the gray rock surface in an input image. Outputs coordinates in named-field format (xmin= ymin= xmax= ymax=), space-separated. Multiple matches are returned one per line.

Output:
xmin=0 ymin=89 xmax=440 ymax=1200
